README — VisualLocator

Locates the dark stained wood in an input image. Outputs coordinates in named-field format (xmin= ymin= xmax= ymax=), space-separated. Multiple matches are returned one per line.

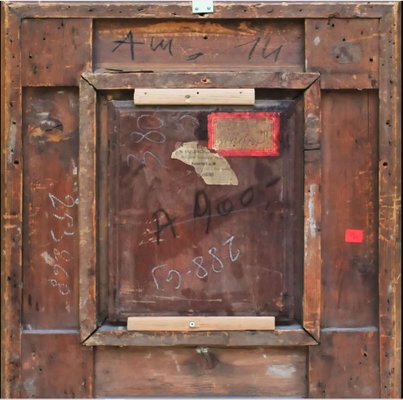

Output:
xmin=1 ymin=4 xmax=23 ymax=398
xmin=9 ymin=2 xmax=388 ymax=19
xmin=21 ymin=18 xmax=92 ymax=86
xmin=78 ymin=78 xmax=97 ymax=341
xmin=321 ymin=91 xmax=378 ymax=327
xmin=22 ymin=88 xmax=79 ymax=329
xmin=21 ymin=333 xmax=93 ymax=398
xmin=94 ymin=19 xmax=304 ymax=72
xmin=309 ymin=329 xmax=380 ymax=398
xmin=85 ymin=324 xmax=317 ymax=347
xmin=84 ymin=71 xmax=320 ymax=90
xmin=95 ymin=346 xmax=307 ymax=397
xmin=305 ymin=19 xmax=379 ymax=89
xmin=303 ymin=80 xmax=321 ymax=341
xmin=105 ymin=100 xmax=302 ymax=322
xmin=378 ymin=5 xmax=401 ymax=398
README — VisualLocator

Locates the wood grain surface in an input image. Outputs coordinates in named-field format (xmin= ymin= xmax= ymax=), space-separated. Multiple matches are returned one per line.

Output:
xmin=94 ymin=19 xmax=304 ymax=72
xmin=21 ymin=18 xmax=92 ymax=86
xmin=22 ymin=88 xmax=79 ymax=329
xmin=95 ymin=346 xmax=307 ymax=397
xmin=1 ymin=2 xmax=400 ymax=398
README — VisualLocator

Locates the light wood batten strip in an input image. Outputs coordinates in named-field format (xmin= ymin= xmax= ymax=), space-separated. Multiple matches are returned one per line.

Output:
xmin=127 ymin=316 xmax=275 ymax=332
xmin=134 ymin=88 xmax=255 ymax=105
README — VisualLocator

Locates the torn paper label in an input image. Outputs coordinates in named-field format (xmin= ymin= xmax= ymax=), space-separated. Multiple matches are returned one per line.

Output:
xmin=171 ymin=141 xmax=238 ymax=186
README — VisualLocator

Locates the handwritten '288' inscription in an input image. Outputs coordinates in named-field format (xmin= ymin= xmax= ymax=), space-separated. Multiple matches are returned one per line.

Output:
xmin=94 ymin=20 xmax=304 ymax=71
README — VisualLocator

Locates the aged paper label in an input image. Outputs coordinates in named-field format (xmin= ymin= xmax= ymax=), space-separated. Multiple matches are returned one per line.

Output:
xmin=208 ymin=112 xmax=280 ymax=156
xmin=171 ymin=141 xmax=238 ymax=186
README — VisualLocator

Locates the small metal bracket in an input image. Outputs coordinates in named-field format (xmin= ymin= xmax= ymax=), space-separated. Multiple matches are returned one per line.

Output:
xmin=192 ymin=0 xmax=214 ymax=14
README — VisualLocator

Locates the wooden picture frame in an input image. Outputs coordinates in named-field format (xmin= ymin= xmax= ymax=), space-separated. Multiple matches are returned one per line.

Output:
xmin=78 ymin=70 xmax=322 ymax=346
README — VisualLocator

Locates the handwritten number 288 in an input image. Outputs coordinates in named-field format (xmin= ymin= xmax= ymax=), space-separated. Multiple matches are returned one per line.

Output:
xmin=151 ymin=234 xmax=240 ymax=291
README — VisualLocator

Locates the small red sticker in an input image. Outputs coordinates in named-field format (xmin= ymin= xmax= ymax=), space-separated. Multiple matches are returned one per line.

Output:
xmin=345 ymin=229 xmax=364 ymax=243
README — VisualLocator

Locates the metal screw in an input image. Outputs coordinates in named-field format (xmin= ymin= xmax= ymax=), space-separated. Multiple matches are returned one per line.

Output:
xmin=189 ymin=320 xmax=196 ymax=328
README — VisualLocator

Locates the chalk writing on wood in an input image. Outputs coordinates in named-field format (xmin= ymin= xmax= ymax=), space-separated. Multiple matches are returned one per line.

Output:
xmin=151 ymin=234 xmax=241 ymax=291
xmin=43 ymin=191 xmax=79 ymax=297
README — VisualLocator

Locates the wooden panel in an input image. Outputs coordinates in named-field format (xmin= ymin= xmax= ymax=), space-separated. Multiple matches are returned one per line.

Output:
xmin=104 ymin=100 xmax=303 ymax=322
xmin=321 ymin=91 xmax=378 ymax=327
xmin=134 ymin=88 xmax=255 ymax=105
xmin=22 ymin=88 xmax=79 ymax=329
xmin=2 ymin=4 xmax=23 ymax=397
xmin=95 ymin=347 xmax=307 ymax=397
xmin=378 ymin=5 xmax=401 ymax=398
xmin=94 ymin=19 xmax=304 ymax=72
xmin=127 ymin=316 xmax=275 ymax=331
xmin=21 ymin=333 xmax=93 ymax=398
xmin=305 ymin=19 xmax=379 ymax=89
xmin=309 ymin=329 xmax=380 ymax=398
xmin=21 ymin=18 xmax=92 ymax=86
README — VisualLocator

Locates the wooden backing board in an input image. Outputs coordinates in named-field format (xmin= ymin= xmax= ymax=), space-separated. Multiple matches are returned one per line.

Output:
xmin=134 ymin=88 xmax=255 ymax=105
xmin=1 ymin=2 xmax=401 ymax=398
xmin=127 ymin=316 xmax=275 ymax=331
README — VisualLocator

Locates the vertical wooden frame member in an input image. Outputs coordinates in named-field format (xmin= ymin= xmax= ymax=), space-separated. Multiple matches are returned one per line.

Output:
xmin=79 ymin=77 xmax=97 ymax=342
xmin=378 ymin=4 xmax=401 ymax=398
xmin=303 ymin=79 xmax=322 ymax=341
xmin=1 ymin=4 xmax=23 ymax=398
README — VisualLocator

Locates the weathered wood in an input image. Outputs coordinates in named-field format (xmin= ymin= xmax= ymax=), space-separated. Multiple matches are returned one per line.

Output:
xmin=1 ymin=4 xmax=23 ymax=398
xmin=21 ymin=18 xmax=92 ymax=86
xmin=9 ymin=2 xmax=388 ymax=19
xmin=22 ymin=88 xmax=79 ymax=329
xmin=134 ymin=89 xmax=255 ymax=105
xmin=321 ymin=91 xmax=378 ymax=327
xmin=85 ymin=324 xmax=316 ymax=347
xmin=78 ymin=77 xmax=97 ymax=341
xmin=378 ymin=4 xmax=401 ymax=398
xmin=104 ymin=99 xmax=301 ymax=322
xmin=1 ymin=3 xmax=400 ymax=398
xmin=84 ymin=71 xmax=320 ymax=90
xmin=94 ymin=19 xmax=304 ymax=72
xmin=309 ymin=329 xmax=380 ymax=397
xmin=303 ymin=80 xmax=321 ymax=341
xmin=127 ymin=316 xmax=275 ymax=331
xmin=303 ymin=150 xmax=321 ymax=341
xmin=20 ymin=333 xmax=93 ymax=398
xmin=304 ymin=79 xmax=321 ymax=150
xmin=305 ymin=18 xmax=380 ymax=89
xmin=95 ymin=346 xmax=307 ymax=397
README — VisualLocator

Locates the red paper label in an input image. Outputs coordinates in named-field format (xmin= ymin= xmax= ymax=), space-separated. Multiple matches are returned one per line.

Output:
xmin=345 ymin=229 xmax=364 ymax=243
xmin=208 ymin=112 xmax=280 ymax=157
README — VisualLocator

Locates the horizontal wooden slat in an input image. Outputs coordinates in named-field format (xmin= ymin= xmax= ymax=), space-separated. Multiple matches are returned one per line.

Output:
xmin=9 ymin=3 xmax=388 ymax=19
xmin=85 ymin=324 xmax=316 ymax=347
xmin=84 ymin=71 xmax=320 ymax=90
xmin=134 ymin=88 xmax=254 ymax=105
xmin=127 ymin=316 xmax=275 ymax=331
